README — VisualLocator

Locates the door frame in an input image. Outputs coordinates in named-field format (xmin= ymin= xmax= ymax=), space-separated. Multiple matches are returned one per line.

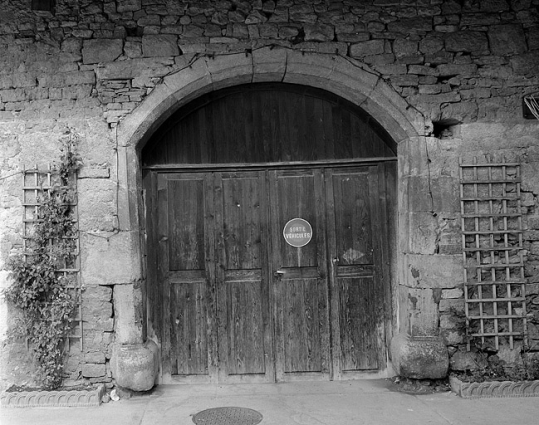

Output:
xmin=143 ymin=158 xmax=396 ymax=384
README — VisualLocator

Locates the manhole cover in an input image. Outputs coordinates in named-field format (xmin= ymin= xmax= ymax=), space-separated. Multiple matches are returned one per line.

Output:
xmin=192 ymin=407 xmax=263 ymax=425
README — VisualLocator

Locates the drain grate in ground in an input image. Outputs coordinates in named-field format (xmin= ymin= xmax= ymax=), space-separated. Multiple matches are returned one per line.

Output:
xmin=192 ymin=407 xmax=263 ymax=425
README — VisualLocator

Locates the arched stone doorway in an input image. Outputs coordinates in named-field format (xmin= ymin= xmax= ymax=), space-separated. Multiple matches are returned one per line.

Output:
xmin=112 ymin=48 xmax=430 ymax=386
xmin=141 ymin=83 xmax=396 ymax=383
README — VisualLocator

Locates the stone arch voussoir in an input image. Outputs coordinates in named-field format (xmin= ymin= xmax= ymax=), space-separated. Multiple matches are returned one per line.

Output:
xmin=118 ymin=47 xmax=425 ymax=151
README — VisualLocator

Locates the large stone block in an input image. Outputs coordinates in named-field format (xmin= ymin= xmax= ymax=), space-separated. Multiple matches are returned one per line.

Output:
xmin=80 ymin=231 xmax=141 ymax=287
xmin=82 ymin=363 xmax=106 ymax=378
xmin=77 ymin=178 xmax=116 ymax=232
xmin=142 ymin=35 xmax=179 ymax=57
xmin=439 ymin=298 xmax=465 ymax=313
xmin=82 ymin=39 xmax=123 ymax=65
xmin=110 ymin=340 xmax=159 ymax=391
xmin=488 ymin=24 xmax=526 ymax=56
xmin=390 ymin=333 xmax=449 ymax=379
xmin=444 ymin=31 xmax=488 ymax=53
xmin=96 ymin=58 xmax=175 ymax=80
xmin=405 ymin=287 xmax=440 ymax=337
xmin=401 ymin=175 xmax=460 ymax=214
xmin=349 ymin=40 xmax=385 ymax=57
xmin=405 ymin=211 xmax=439 ymax=255
xmin=450 ymin=350 xmax=484 ymax=372
xmin=113 ymin=283 xmax=143 ymax=345
xmin=406 ymin=254 xmax=462 ymax=289
xmin=117 ymin=0 xmax=141 ymax=12
xmin=83 ymin=301 xmax=113 ymax=321
xmin=304 ymin=23 xmax=334 ymax=42
xmin=84 ymin=351 xmax=106 ymax=364
xmin=440 ymin=101 xmax=478 ymax=123
xmin=387 ymin=17 xmax=433 ymax=34
xmin=393 ymin=38 xmax=418 ymax=56
xmin=521 ymin=162 xmax=539 ymax=194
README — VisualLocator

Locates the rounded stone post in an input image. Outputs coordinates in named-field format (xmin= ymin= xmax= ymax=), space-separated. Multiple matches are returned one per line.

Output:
xmin=390 ymin=333 xmax=449 ymax=379
xmin=111 ymin=283 xmax=159 ymax=391
xmin=110 ymin=340 xmax=159 ymax=391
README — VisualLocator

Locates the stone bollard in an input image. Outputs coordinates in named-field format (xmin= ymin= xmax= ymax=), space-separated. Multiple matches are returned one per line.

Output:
xmin=390 ymin=333 xmax=449 ymax=379
xmin=110 ymin=340 xmax=159 ymax=391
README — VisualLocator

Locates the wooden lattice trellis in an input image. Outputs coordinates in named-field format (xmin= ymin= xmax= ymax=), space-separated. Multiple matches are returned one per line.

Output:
xmin=22 ymin=165 xmax=83 ymax=350
xmin=460 ymin=157 xmax=528 ymax=350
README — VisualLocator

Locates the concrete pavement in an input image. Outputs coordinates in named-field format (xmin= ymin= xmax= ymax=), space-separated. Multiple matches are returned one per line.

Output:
xmin=1 ymin=379 xmax=538 ymax=425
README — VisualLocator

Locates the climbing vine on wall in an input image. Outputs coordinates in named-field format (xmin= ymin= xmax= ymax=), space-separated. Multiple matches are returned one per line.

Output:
xmin=3 ymin=128 xmax=83 ymax=389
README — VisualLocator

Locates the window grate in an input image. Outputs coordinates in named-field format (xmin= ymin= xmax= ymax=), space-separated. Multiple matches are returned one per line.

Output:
xmin=459 ymin=157 xmax=527 ymax=350
xmin=22 ymin=164 xmax=83 ymax=351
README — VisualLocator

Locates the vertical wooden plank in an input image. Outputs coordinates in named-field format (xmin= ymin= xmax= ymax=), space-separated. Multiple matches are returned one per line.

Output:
xmin=322 ymin=100 xmax=335 ymax=160
xmin=205 ymin=100 xmax=216 ymax=164
xmin=243 ymin=92 xmax=256 ymax=163
xmin=304 ymin=94 xmax=317 ymax=161
xmin=332 ymin=105 xmax=343 ymax=158
xmin=259 ymin=91 xmax=274 ymax=162
xmin=295 ymin=94 xmax=308 ymax=162
xmin=269 ymin=170 xmax=284 ymax=380
xmin=204 ymin=173 xmax=218 ymax=382
xmin=197 ymin=108 xmax=209 ymax=164
xmin=364 ymin=123 xmax=377 ymax=158
xmin=166 ymin=125 xmax=180 ymax=164
xmin=311 ymin=97 xmax=326 ymax=161
xmin=259 ymin=169 xmax=275 ymax=382
xmin=340 ymin=109 xmax=353 ymax=159
xmin=350 ymin=118 xmax=365 ymax=159
xmin=143 ymin=170 xmax=162 ymax=345
xmin=157 ymin=174 xmax=171 ymax=378
xmin=368 ymin=165 xmax=387 ymax=369
xmin=380 ymin=162 xmax=396 ymax=348
xmin=268 ymin=90 xmax=281 ymax=162
xmin=314 ymin=169 xmax=330 ymax=376
xmin=230 ymin=93 xmax=246 ymax=164
xmin=219 ymin=96 xmax=231 ymax=163
xmin=213 ymin=171 xmax=228 ymax=382
xmin=188 ymin=109 xmax=202 ymax=163
xmin=325 ymin=169 xmax=341 ymax=380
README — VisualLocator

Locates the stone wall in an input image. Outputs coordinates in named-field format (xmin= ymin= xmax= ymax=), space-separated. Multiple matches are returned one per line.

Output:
xmin=0 ymin=0 xmax=539 ymax=389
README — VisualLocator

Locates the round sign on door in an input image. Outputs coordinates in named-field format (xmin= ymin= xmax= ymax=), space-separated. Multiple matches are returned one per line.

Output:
xmin=283 ymin=218 xmax=313 ymax=248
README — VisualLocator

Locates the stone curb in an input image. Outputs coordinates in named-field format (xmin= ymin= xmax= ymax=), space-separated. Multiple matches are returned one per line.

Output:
xmin=0 ymin=384 xmax=105 ymax=408
xmin=449 ymin=376 xmax=539 ymax=398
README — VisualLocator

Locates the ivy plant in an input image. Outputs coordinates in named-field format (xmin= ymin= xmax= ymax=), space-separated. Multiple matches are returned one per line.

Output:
xmin=4 ymin=128 xmax=83 ymax=389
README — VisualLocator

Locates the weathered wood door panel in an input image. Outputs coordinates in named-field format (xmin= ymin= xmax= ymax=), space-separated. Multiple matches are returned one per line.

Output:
xmin=269 ymin=170 xmax=330 ymax=381
xmin=326 ymin=165 xmax=390 ymax=379
xmin=214 ymin=171 xmax=274 ymax=382
xmin=152 ymin=163 xmax=394 ymax=383
xmin=157 ymin=173 xmax=216 ymax=382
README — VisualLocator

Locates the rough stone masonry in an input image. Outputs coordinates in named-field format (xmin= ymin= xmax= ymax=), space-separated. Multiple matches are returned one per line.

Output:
xmin=0 ymin=0 xmax=539 ymax=390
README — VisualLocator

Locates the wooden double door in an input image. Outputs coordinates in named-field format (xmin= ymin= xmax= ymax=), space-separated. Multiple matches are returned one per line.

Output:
xmin=153 ymin=163 xmax=394 ymax=383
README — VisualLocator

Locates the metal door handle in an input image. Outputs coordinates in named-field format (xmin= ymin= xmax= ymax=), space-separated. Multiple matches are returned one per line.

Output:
xmin=274 ymin=269 xmax=286 ymax=277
